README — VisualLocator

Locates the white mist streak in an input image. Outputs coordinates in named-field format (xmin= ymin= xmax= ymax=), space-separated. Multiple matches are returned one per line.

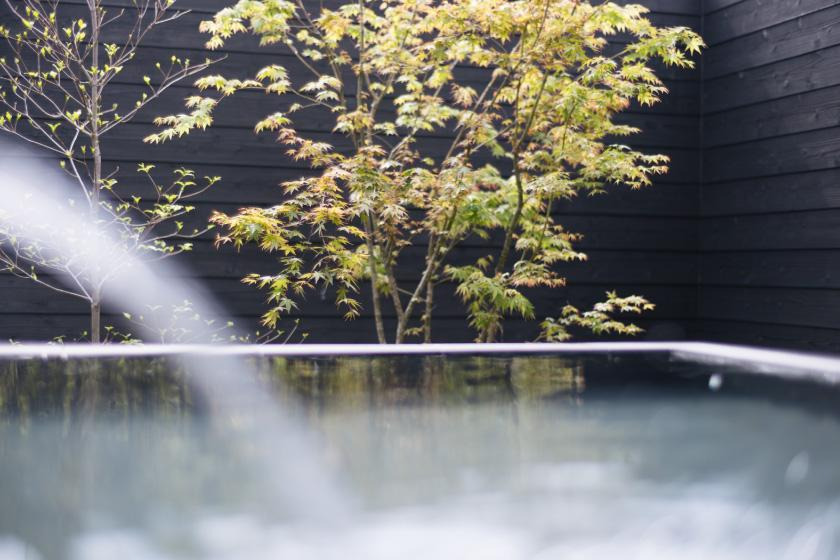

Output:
xmin=0 ymin=140 xmax=347 ymax=520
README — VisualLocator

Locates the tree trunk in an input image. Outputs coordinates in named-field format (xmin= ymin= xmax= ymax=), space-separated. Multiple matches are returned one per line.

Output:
xmin=90 ymin=299 xmax=101 ymax=343
xmin=423 ymin=279 xmax=434 ymax=343
xmin=362 ymin=216 xmax=387 ymax=344
xmin=386 ymin=267 xmax=406 ymax=342
xmin=89 ymin=1 xmax=103 ymax=345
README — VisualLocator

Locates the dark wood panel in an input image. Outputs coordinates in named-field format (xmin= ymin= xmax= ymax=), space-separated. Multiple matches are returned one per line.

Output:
xmin=698 ymin=285 xmax=840 ymax=330
xmin=691 ymin=319 xmax=840 ymax=353
xmin=704 ymin=44 xmax=840 ymax=113
xmin=701 ymin=210 xmax=840 ymax=251
xmin=703 ymin=0 xmax=835 ymax=46
xmin=703 ymin=128 xmax=840 ymax=184
xmin=0 ymin=312 xmax=688 ymax=344
xmin=698 ymin=0 xmax=840 ymax=354
xmin=704 ymin=5 xmax=840 ymax=79
xmin=0 ymin=314 xmax=96 ymax=343
xmin=698 ymin=0 xmax=840 ymax=355
xmin=0 ymin=311 xmax=694 ymax=345
xmin=0 ymin=273 xmax=695 ymax=321
xmin=700 ymin=250 xmax=840 ymax=289
xmin=32 ymin=5 xmax=285 ymax=55
xmin=703 ymin=85 xmax=840 ymax=148
xmin=703 ymin=0 xmax=745 ymax=14
xmin=551 ymin=183 xmax=698 ymax=217
xmin=701 ymin=169 xmax=840 ymax=216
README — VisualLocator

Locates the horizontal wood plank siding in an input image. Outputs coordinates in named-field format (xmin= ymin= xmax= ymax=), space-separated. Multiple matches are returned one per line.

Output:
xmin=698 ymin=0 xmax=840 ymax=351
xmin=0 ymin=0 xmax=702 ymax=343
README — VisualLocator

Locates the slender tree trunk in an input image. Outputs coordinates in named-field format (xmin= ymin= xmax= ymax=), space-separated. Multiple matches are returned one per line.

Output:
xmin=90 ymin=298 xmax=101 ymax=344
xmin=89 ymin=0 xmax=103 ymax=343
xmin=367 ymin=254 xmax=387 ymax=344
xmin=385 ymin=267 xmax=405 ymax=342
xmin=395 ymin=245 xmax=438 ymax=343
xmin=362 ymin=216 xmax=387 ymax=344
xmin=423 ymin=279 xmax=434 ymax=343
xmin=483 ymin=326 xmax=495 ymax=344
xmin=89 ymin=136 xmax=102 ymax=343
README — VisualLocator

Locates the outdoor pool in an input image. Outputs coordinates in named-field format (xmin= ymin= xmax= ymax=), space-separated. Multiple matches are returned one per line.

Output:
xmin=1 ymin=343 xmax=839 ymax=559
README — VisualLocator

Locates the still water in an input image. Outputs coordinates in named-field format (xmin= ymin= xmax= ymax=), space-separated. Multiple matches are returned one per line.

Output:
xmin=1 ymin=352 xmax=839 ymax=559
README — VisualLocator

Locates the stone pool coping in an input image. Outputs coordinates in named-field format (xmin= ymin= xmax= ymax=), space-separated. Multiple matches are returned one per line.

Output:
xmin=0 ymin=342 xmax=836 ymax=381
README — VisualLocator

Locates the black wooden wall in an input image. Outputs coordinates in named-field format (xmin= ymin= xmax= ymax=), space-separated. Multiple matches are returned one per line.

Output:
xmin=0 ymin=0 xmax=703 ymax=343
xmin=696 ymin=0 xmax=840 ymax=352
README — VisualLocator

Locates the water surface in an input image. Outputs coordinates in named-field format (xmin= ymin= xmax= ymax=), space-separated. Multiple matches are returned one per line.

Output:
xmin=1 ymin=352 xmax=839 ymax=559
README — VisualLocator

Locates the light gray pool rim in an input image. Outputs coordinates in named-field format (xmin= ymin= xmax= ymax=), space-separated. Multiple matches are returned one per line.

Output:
xmin=0 ymin=342 xmax=837 ymax=383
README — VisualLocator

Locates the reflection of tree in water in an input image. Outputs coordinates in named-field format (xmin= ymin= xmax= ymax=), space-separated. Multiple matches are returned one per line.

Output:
xmin=0 ymin=355 xmax=587 ymax=558
xmin=260 ymin=355 xmax=587 ymax=508
xmin=0 ymin=358 xmax=193 ymax=425
xmin=0 ymin=358 xmax=197 ymax=560
xmin=0 ymin=354 xmax=586 ymax=430
xmin=265 ymin=355 xmax=585 ymax=413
